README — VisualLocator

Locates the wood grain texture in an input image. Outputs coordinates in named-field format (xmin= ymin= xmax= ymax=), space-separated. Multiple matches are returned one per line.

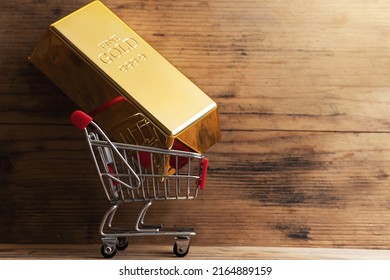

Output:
xmin=2 ymin=0 xmax=390 ymax=251
xmin=1 ymin=244 xmax=390 ymax=260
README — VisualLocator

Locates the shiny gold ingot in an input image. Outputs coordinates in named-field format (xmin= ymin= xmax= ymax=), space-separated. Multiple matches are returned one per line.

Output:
xmin=29 ymin=0 xmax=220 ymax=161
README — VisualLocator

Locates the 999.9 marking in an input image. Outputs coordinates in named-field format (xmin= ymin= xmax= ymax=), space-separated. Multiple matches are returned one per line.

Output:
xmin=212 ymin=266 xmax=272 ymax=276
xmin=118 ymin=53 xmax=147 ymax=72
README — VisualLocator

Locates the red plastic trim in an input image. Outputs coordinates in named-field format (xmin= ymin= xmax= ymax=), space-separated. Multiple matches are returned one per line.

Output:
xmin=107 ymin=164 xmax=119 ymax=186
xmin=89 ymin=96 xmax=130 ymax=117
xmin=70 ymin=110 xmax=93 ymax=130
xmin=199 ymin=157 xmax=209 ymax=190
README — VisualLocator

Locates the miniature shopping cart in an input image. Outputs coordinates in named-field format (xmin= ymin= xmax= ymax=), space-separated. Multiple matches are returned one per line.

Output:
xmin=70 ymin=108 xmax=208 ymax=258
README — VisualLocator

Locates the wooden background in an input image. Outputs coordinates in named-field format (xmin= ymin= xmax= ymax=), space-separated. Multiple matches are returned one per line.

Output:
xmin=2 ymin=0 xmax=390 ymax=249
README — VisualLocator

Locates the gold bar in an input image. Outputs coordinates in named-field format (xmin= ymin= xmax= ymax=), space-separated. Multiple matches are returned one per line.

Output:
xmin=29 ymin=0 xmax=220 ymax=159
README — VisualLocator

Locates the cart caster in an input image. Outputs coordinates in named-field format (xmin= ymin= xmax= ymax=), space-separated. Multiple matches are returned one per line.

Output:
xmin=173 ymin=237 xmax=190 ymax=257
xmin=101 ymin=244 xmax=117 ymax=258
xmin=116 ymin=237 xmax=129 ymax=251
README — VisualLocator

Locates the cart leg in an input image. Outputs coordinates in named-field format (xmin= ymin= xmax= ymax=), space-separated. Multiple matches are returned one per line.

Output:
xmin=135 ymin=200 xmax=162 ymax=232
xmin=99 ymin=204 xmax=119 ymax=236
xmin=105 ymin=203 xmax=132 ymax=233
xmin=107 ymin=204 xmax=119 ymax=229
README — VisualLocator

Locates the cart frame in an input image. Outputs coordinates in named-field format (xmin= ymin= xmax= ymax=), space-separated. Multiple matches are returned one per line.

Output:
xmin=71 ymin=110 xmax=208 ymax=258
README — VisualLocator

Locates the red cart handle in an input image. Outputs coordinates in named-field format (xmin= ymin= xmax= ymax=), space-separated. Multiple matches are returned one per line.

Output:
xmin=198 ymin=157 xmax=209 ymax=190
xmin=71 ymin=110 xmax=93 ymax=130
xmin=71 ymin=96 xmax=134 ymax=130
xmin=89 ymin=96 xmax=133 ymax=117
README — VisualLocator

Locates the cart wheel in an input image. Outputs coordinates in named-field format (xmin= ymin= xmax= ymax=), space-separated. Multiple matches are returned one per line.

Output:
xmin=101 ymin=244 xmax=117 ymax=258
xmin=173 ymin=238 xmax=190 ymax=257
xmin=116 ymin=237 xmax=129 ymax=251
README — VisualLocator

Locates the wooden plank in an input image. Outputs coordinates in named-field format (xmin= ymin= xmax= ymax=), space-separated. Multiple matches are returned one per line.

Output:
xmin=216 ymin=88 xmax=390 ymax=132
xmin=1 ymin=244 xmax=390 ymax=260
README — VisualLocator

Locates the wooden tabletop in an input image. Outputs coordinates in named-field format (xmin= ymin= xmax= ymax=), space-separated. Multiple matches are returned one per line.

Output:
xmin=1 ymin=244 xmax=390 ymax=260
xmin=2 ymin=0 xmax=390 ymax=250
